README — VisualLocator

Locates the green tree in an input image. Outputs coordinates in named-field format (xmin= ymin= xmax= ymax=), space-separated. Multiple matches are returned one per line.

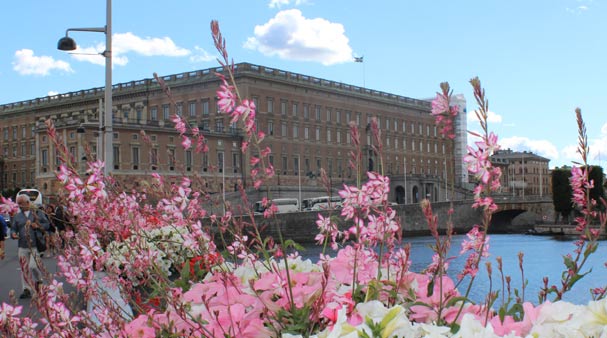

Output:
xmin=552 ymin=167 xmax=573 ymax=223
xmin=589 ymin=165 xmax=605 ymax=209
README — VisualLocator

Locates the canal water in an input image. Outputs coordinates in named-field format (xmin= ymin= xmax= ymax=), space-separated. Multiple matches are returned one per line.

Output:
xmin=300 ymin=234 xmax=607 ymax=305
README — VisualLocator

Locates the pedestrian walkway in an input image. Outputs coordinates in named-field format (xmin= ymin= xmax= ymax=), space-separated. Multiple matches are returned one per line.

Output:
xmin=0 ymin=238 xmax=68 ymax=317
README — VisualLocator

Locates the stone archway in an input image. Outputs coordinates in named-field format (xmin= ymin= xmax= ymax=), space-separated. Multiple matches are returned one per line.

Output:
xmin=395 ymin=186 xmax=405 ymax=204
xmin=412 ymin=185 xmax=419 ymax=203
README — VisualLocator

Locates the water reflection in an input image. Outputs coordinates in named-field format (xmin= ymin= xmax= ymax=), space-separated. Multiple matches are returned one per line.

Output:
xmin=299 ymin=234 xmax=607 ymax=305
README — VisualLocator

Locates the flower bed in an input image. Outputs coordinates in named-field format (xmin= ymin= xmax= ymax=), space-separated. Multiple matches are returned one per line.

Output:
xmin=0 ymin=20 xmax=605 ymax=338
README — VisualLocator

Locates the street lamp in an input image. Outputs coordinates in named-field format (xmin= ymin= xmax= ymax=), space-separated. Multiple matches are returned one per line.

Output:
xmin=57 ymin=0 xmax=113 ymax=177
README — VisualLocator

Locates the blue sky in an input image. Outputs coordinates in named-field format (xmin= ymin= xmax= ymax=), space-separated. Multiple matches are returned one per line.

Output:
xmin=1 ymin=0 xmax=606 ymax=169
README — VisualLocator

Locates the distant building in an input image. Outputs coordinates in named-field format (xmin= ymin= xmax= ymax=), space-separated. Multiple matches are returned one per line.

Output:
xmin=0 ymin=63 xmax=466 ymax=204
xmin=490 ymin=149 xmax=551 ymax=197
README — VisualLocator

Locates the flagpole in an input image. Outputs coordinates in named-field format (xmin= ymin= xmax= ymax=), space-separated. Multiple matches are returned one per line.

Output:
xmin=354 ymin=56 xmax=365 ymax=88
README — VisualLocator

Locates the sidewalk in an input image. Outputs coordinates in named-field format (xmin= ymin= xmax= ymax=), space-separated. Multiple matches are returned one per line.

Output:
xmin=0 ymin=238 xmax=78 ymax=318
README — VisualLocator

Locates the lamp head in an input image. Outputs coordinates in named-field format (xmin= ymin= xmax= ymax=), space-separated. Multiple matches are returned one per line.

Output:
xmin=57 ymin=36 xmax=77 ymax=51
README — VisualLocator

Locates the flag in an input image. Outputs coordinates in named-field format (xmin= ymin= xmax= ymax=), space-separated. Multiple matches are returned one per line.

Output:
xmin=354 ymin=56 xmax=364 ymax=63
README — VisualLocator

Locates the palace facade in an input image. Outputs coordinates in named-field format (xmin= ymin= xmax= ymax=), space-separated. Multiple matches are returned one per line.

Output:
xmin=0 ymin=63 xmax=468 ymax=204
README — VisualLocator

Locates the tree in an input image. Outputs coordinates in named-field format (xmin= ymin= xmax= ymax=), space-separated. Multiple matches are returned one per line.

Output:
xmin=552 ymin=167 xmax=573 ymax=223
xmin=588 ymin=165 xmax=605 ymax=210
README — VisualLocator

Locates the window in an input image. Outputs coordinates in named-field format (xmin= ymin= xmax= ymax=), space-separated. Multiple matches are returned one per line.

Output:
xmin=232 ymin=153 xmax=239 ymax=173
xmin=22 ymin=127 xmax=26 ymax=138
xmin=394 ymin=138 xmax=398 ymax=149
xmin=132 ymin=147 xmax=139 ymax=169
xmin=202 ymin=120 xmax=210 ymax=131
xmin=136 ymin=107 xmax=142 ymax=121
xmin=30 ymin=143 xmax=35 ymax=156
xmin=303 ymin=104 xmax=309 ymax=119
xmin=217 ymin=151 xmax=223 ymax=173
xmin=394 ymin=120 xmax=398 ymax=131
xmin=252 ymin=96 xmax=259 ymax=109
xmin=281 ymin=122 xmax=287 ymax=137
xmin=419 ymin=123 xmax=423 ymax=135
xmin=3 ymin=128 xmax=8 ymax=140
xmin=281 ymin=100 xmax=287 ymax=115
xmin=282 ymin=156 xmax=288 ymax=174
xmin=151 ymin=107 xmax=158 ymax=121
xmin=412 ymin=140 xmax=415 ymax=151
xmin=326 ymin=108 xmax=332 ymax=122
xmin=346 ymin=111 xmax=351 ymax=123
xmin=21 ymin=144 xmax=25 ymax=157
xmin=13 ymin=127 xmax=17 ymax=140
xmin=304 ymin=127 xmax=309 ymax=140
xmin=167 ymin=148 xmax=174 ymax=170
xmin=385 ymin=118 xmax=390 ymax=130
xmin=315 ymin=127 xmax=320 ymax=141
xmin=315 ymin=105 xmax=321 ymax=121
xmin=337 ymin=130 xmax=341 ymax=143
xmin=202 ymin=100 xmax=210 ymax=115
xmin=113 ymin=146 xmax=120 ymax=169
xmin=186 ymin=150 xmax=193 ymax=171
xmin=336 ymin=111 xmax=341 ymax=124
xmin=267 ymin=97 xmax=274 ymax=113
xmin=327 ymin=128 xmax=331 ymax=142
xmin=202 ymin=152 xmax=208 ymax=171
xmin=292 ymin=102 xmax=298 ymax=116
xmin=427 ymin=125 xmax=430 ymax=136
xmin=40 ymin=149 xmax=47 ymax=166
xmin=411 ymin=123 xmax=415 ymax=134
xmin=215 ymin=119 xmax=224 ymax=132
xmin=151 ymin=148 xmax=158 ymax=166
xmin=356 ymin=112 xmax=361 ymax=125
xmin=162 ymin=104 xmax=170 ymax=120
xmin=293 ymin=156 xmax=299 ymax=175
xmin=189 ymin=101 xmax=196 ymax=117
xmin=434 ymin=126 xmax=437 ymax=137
xmin=268 ymin=121 xmax=274 ymax=135
xmin=293 ymin=124 xmax=298 ymax=138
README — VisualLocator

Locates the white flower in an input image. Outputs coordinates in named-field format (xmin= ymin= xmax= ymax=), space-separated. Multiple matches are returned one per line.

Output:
xmin=414 ymin=322 xmax=451 ymax=338
xmin=569 ymin=298 xmax=607 ymax=338
xmin=452 ymin=314 xmax=500 ymax=338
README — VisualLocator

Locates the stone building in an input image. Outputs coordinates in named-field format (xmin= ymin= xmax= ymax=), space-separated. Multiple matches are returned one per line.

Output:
xmin=0 ymin=63 xmax=466 ymax=204
xmin=490 ymin=149 xmax=551 ymax=198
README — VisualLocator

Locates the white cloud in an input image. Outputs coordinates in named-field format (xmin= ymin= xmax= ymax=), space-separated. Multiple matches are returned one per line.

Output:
xmin=467 ymin=110 xmax=503 ymax=124
xmin=500 ymin=136 xmax=560 ymax=162
xmin=47 ymin=91 xmax=59 ymax=97
xmin=244 ymin=9 xmax=354 ymax=66
xmin=561 ymin=122 xmax=607 ymax=165
xmin=12 ymin=49 xmax=73 ymax=76
xmin=189 ymin=46 xmax=215 ymax=63
xmin=70 ymin=32 xmax=191 ymax=66
xmin=268 ymin=0 xmax=307 ymax=8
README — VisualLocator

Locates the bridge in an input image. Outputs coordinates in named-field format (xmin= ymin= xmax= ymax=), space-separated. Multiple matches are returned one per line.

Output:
xmin=245 ymin=195 xmax=556 ymax=243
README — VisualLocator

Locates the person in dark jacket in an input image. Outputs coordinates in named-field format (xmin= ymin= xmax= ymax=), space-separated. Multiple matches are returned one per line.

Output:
xmin=0 ymin=216 xmax=6 ymax=260
xmin=11 ymin=194 xmax=50 ymax=299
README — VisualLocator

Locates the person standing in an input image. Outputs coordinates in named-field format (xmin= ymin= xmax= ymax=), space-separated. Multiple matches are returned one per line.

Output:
xmin=11 ymin=194 xmax=50 ymax=299
xmin=0 ymin=216 xmax=6 ymax=260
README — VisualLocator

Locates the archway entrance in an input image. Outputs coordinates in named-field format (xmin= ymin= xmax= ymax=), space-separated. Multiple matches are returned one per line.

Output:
xmin=412 ymin=186 xmax=419 ymax=203
xmin=395 ymin=186 xmax=405 ymax=204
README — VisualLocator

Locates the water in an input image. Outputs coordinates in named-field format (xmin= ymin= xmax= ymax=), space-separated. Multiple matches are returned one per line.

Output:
xmin=300 ymin=234 xmax=607 ymax=305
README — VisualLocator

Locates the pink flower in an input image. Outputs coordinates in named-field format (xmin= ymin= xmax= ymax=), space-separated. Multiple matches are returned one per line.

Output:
xmin=123 ymin=315 xmax=155 ymax=338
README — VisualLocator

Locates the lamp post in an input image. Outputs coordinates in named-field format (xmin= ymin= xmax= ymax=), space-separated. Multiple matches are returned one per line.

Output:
xmin=403 ymin=157 xmax=407 ymax=204
xmin=297 ymin=154 xmax=302 ymax=211
xmin=57 ymin=0 xmax=112 ymax=177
